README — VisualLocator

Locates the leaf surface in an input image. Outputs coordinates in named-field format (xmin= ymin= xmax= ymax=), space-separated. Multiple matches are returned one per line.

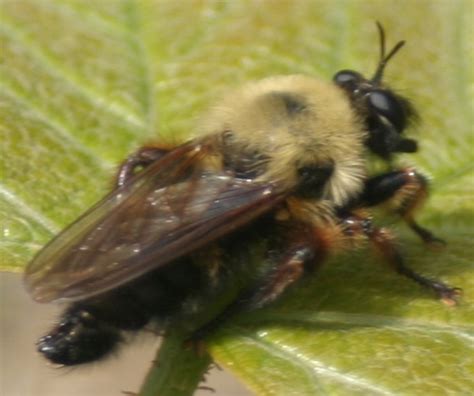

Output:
xmin=1 ymin=1 xmax=472 ymax=395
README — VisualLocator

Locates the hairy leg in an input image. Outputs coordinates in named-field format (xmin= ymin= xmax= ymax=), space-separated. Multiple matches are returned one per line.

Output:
xmin=361 ymin=168 xmax=445 ymax=246
xmin=189 ymin=224 xmax=332 ymax=341
xmin=341 ymin=213 xmax=460 ymax=305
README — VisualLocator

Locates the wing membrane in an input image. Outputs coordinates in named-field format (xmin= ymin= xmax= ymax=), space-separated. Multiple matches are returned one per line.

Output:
xmin=25 ymin=141 xmax=285 ymax=302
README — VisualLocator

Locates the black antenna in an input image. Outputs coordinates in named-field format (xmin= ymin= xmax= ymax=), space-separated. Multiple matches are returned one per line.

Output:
xmin=371 ymin=22 xmax=406 ymax=84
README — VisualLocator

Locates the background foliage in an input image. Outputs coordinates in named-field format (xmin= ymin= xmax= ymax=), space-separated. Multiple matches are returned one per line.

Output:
xmin=1 ymin=1 xmax=473 ymax=395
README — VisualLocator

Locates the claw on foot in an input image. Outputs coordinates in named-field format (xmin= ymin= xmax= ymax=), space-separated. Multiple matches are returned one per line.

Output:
xmin=437 ymin=286 xmax=462 ymax=306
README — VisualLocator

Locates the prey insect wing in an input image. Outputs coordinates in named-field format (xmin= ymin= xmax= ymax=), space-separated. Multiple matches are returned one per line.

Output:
xmin=24 ymin=139 xmax=286 ymax=303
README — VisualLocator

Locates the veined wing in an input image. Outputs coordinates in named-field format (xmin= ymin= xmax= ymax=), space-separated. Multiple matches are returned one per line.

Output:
xmin=25 ymin=140 xmax=286 ymax=303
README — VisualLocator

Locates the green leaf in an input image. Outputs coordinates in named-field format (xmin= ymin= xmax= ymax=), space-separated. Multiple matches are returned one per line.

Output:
xmin=1 ymin=1 xmax=472 ymax=395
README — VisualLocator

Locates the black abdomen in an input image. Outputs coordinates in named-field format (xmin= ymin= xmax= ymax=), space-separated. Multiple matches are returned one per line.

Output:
xmin=38 ymin=259 xmax=204 ymax=365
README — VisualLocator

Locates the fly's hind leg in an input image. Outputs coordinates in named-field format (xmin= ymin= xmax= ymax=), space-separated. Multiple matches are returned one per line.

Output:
xmin=116 ymin=146 xmax=171 ymax=187
xmin=189 ymin=224 xmax=332 ymax=342
xmin=362 ymin=168 xmax=445 ymax=247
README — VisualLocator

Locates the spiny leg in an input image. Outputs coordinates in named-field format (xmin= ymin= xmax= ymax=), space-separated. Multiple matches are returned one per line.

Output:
xmin=361 ymin=168 xmax=445 ymax=246
xmin=240 ymin=245 xmax=316 ymax=310
xmin=189 ymin=225 xmax=331 ymax=342
xmin=116 ymin=146 xmax=171 ymax=188
xmin=341 ymin=213 xmax=460 ymax=305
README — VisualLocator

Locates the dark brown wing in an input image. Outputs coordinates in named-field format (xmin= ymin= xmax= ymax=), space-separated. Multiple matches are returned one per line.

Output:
xmin=24 ymin=139 xmax=286 ymax=303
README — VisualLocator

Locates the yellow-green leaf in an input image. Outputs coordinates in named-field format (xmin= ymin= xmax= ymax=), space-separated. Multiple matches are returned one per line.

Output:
xmin=1 ymin=1 xmax=472 ymax=395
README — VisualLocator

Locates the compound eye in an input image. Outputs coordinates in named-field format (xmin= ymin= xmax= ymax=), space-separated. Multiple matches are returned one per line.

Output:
xmin=333 ymin=70 xmax=363 ymax=91
xmin=368 ymin=89 xmax=406 ymax=131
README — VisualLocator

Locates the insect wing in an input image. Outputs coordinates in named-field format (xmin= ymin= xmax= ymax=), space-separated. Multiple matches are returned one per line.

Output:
xmin=25 ymin=142 xmax=285 ymax=303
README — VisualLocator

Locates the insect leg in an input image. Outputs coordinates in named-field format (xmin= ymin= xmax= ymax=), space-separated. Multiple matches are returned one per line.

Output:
xmin=116 ymin=146 xmax=171 ymax=187
xmin=341 ymin=214 xmax=460 ymax=305
xmin=190 ymin=229 xmax=330 ymax=341
xmin=361 ymin=168 xmax=445 ymax=246
xmin=241 ymin=245 xmax=318 ymax=310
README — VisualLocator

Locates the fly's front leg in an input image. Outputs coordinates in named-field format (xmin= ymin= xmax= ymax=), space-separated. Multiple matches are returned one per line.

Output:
xmin=341 ymin=214 xmax=461 ymax=305
xmin=116 ymin=146 xmax=171 ymax=188
xmin=362 ymin=168 xmax=445 ymax=247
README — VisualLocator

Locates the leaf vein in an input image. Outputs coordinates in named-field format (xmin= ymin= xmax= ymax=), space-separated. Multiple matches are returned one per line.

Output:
xmin=247 ymin=311 xmax=474 ymax=339
xmin=0 ymin=21 xmax=146 ymax=130
xmin=0 ymin=85 xmax=112 ymax=169
xmin=244 ymin=334 xmax=394 ymax=396
xmin=0 ymin=186 xmax=59 ymax=234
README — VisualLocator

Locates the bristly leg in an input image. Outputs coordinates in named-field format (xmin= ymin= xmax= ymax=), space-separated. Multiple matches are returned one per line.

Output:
xmin=405 ymin=219 xmax=445 ymax=247
xmin=341 ymin=214 xmax=461 ymax=305
xmin=188 ymin=224 xmax=330 ymax=342
xmin=361 ymin=167 xmax=446 ymax=247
